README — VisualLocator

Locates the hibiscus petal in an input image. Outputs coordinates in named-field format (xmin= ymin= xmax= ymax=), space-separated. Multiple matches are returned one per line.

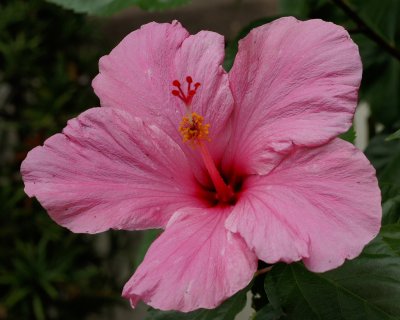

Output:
xmin=226 ymin=17 xmax=362 ymax=175
xmin=92 ymin=21 xmax=233 ymax=151
xmin=123 ymin=207 xmax=257 ymax=312
xmin=21 ymin=108 xmax=201 ymax=233
xmin=226 ymin=139 xmax=381 ymax=272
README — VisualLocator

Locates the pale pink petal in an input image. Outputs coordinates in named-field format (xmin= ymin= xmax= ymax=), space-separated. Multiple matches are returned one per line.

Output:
xmin=92 ymin=21 xmax=233 ymax=157
xmin=21 ymin=108 xmax=202 ymax=233
xmin=226 ymin=139 xmax=381 ymax=272
xmin=123 ymin=208 xmax=257 ymax=312
xmin=225 ymin=17 xmax=362 ymax=175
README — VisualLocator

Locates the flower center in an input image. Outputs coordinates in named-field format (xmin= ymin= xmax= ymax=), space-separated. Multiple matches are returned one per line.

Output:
xmin=171 ymin=76 xmax=235 ymax=204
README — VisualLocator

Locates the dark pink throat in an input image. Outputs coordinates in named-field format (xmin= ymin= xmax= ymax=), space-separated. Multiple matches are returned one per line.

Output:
xmin=195 ymin=150 xmax=245 ymax=207
xmin=197 ymin=141 xmax=236 ymax=205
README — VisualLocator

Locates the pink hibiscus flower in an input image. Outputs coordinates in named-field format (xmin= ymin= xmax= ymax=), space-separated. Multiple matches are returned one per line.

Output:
xmin=21 ymin=17 xmax=381 ymax=312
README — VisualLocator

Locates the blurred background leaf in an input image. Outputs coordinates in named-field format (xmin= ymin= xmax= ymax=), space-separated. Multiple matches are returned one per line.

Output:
xmin=45 ymin=0 xmax=191 ymax=15
xmin=386 ymin=128 xmax=400 ymax=141
xmin=0 ymin=0 xmax=127 ymax=318
xmin=137 ymin=0 xmax=191 ymax=11
xmin=44 ymin=0 xmax=136 ymax=15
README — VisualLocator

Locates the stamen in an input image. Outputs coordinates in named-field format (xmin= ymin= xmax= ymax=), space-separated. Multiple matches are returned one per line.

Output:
xmin=173 ymin=77 xmax=207 ymax=143
xmin=179 ymin=112 xmax=210 ymax=144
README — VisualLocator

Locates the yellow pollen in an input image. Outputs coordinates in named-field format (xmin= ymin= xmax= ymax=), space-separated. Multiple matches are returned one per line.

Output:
xmin=179 ymin=112 xmax=210 ymax=144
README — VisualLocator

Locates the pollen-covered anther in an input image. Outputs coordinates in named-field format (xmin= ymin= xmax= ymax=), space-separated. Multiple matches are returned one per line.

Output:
xmin=179 ymin=112 xmax=210 ymax=144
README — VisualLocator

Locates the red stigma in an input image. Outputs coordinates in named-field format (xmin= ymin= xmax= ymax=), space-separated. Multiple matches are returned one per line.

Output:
xmin=171 ymin=76 xmax=201 ymax=106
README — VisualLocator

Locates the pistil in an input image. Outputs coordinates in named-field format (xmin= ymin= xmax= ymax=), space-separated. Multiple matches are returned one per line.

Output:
xmin=172 ymin=76 xmax=234 ymax=204
xmin=198 ymin=141 xmax=234 ymax=203
xmin=172 ymin=76 xmax=200 ymax=108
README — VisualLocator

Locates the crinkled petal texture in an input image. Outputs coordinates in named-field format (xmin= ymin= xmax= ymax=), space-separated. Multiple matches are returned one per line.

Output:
xmin=21 ymin=108 xmax=201 ymax=233
xmin=226 ymin=139 xmax=381 ymax=272
xmin=123 ymin=208 xmax=257 ymax=312
xmin=92 ymin=21 xmax=233 ymax=171
xmin=225 ymin=17 xmax=362 ymax=175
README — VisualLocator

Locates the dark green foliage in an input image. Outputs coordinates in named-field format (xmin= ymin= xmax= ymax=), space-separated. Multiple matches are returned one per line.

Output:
xmin=339 ymin=126 xmax=356 ymax=144
xmin=386 ymin=129 xmax=400 ymax=141
xmin=0 ymin=0 xmax=123 ymax=319
xmin=137 ymin=0 xmax=191 ymax=11
xmin=365 ymin=134 xmax=400 ymax=224
xmin=44 ymin=0 xmax=137 ymax=15
xmin=259 ymin=225 xmax=400 ymax=320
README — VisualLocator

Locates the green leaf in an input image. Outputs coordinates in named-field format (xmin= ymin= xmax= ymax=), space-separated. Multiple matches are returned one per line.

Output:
xmin=32 ymin=295 xmax=45 ymax=320
xmin=263 ymin=274 xmax=283 ymax=312
xmin=386 ymin=129 xmax=400 ymax=141
xmin=365 ymin=134 xmax=400 ymax=174
xmin=264 ymin=225 xmax=400 ymax=319
xmin=97 ymin=0 xmax=139 ymax=14
xmin=352 ymin=10 xmax=400 ymax=128
xmin=254 ymin=304 xmax=284 ymax=320
xmin=349 ymin=2 xmax=400 ymax=128
xmin=146 ymin=284 xmax=249 ymax=320
xmin=339 ymin=125 xmax=356 ymax=144
xmin=45 ymin=0 xmax=134 ymax=15
xmin=379 ymin=149 xmax=400 ymax=199
xmin=45 ymin=0 xmax=190 ymax=15
xmin=365 ymin=134 xmax=400 ymax=202
xmin=4 ymin=288 xmax=31 ymax=308
xmin=346 ymin=0 xmax=400 ymax=45
xmin=382 ymin=195 xmax=400 ymax=224
xmin=362 ymin=52 xmax=400 ymax=127
xmin=137 ymin=0 xmax=190 ymax=11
